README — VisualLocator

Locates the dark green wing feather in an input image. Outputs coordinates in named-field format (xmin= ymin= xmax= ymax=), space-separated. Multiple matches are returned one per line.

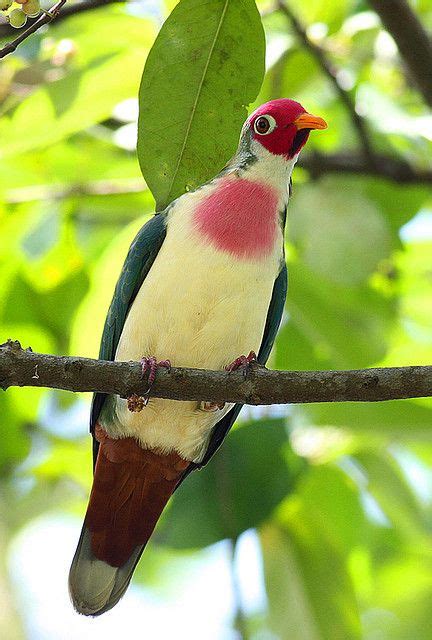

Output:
xmin=195 ymin=260 xmax=288 ymax=469
xmin=90 ymin=212 xmax=168 ymax=461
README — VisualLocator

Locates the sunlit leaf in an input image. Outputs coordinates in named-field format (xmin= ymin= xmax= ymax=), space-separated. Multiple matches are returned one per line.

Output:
xmin=354 ymin=449 xmax=429 ymax=542
xmin=0 ymin=11 xmax=155 ymax=158
xmin=289 ymin=179 xmax=392 ymax=285
xmin=277 ymin=261 xmax=395 ymax=370
xmin=296 ymin=399 xmax=432 ymax=438
xmin=261 ymin=521 xmax=361 ymax=640
xmin=71 ymin=216 xmax=149 ymax=358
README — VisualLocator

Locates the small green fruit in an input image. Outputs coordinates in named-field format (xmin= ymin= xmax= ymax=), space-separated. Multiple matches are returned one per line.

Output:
xmin=8 ymin=7 xmax=27 ymax=27
xmin=22 ymin=0 xmax=40 ymax=16
xmin=0 ymin=0 xmax=13 ymax=10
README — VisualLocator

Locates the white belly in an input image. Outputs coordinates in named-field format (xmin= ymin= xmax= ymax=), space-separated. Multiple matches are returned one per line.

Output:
xmin=106 ymin=191 xmax=283 ymax=461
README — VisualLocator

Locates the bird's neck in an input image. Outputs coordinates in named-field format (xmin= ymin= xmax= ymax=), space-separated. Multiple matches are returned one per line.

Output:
xmin=224 ymin=134 xmax=298 ymax=203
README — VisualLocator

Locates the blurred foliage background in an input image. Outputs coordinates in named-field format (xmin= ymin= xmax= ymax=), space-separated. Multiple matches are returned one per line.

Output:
xmin=1 ymin=0 xmax=432 ymax=638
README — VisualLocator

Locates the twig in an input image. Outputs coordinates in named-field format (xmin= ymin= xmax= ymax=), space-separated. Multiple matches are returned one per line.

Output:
xmin=0 ymin=0 xmax=67 ymax=60
xmin=278 ymin=0 xmax=375 ymax=165
xmin=4 ymin=178 xmax=147 ymax=204
xmin=0 ymin=0 xmax=123 ymax=41
xmin=1 ymin=340 xmax=431 ymax=404
xmin=299 ymin=151 xmax=432 ymax=184
xmin=3 ymin=152 xmax=432 ymax=207
xmin=368 ymin=0 xmax=432 ymax=109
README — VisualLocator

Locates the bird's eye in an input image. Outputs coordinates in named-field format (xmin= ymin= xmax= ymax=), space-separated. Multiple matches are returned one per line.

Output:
xmin=253 ymin=115 xmax=276 ymax=135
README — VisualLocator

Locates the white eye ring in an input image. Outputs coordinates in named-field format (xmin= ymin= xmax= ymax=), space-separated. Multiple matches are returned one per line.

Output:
xmin=253 ymin=114 xmax=277 ymax=135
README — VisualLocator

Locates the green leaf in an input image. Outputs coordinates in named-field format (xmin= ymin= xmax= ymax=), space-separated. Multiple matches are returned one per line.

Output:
xmin=289 ymin=180 xmax=392 ymax=285
xmin=256 ymin=48 xmax=320 ymax=107
xmin=360 ymin=179 xmax=430 ymax=236
xmin=2 ymin=270 xmax=89 ymax=352
xmin=0 ymin=323 xmax=54 ymax=474
xmin=292 ymin=464 xmax=366 ymax=556
xmin=71 ymin=216 xmax=149 ymax=358
xmin=0 ymin=136 xmax=144 ymax=196
xmin=363 ymin=556 xmax=432 ymax=640
xmin=33 ymin=439 xmax=92 ymax=488
xmin=293 ymin=0 xmax=352 ymax=33
xmin=0 ymin=393 xmax=31 ymax=475
xmin=155 ymin=418 xmax=305 ymax=548
xmin=261 ymin=522 xmax=361 ymax=640
xmin=354 ymin=449 xmax=429 ymax=541
xmin=137 ymin=0 xmax=265 ymax=210
xmin=277 ymin=261 xmax=395 ymax=370
xmin=0 ymin=11 xmax=155 ymax=158
xmin=261 ymin=466 xmax=364 ymax=639
xmin=296 ymin=400 xmax=432 ymax=438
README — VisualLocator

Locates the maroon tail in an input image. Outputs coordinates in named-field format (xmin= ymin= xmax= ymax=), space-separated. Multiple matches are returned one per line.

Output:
xmin=86 ymin=424 xmax=189 ymax=566
xmin=69 ymin=424 xmax=190 ymax=615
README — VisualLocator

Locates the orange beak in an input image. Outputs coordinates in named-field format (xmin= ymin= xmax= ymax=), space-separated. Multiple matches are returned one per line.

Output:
xmin=294 ymin=112 xmax=327 ymax=131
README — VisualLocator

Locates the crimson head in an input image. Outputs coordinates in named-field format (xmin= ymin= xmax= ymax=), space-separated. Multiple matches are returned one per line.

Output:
xmin=247 ymin=98 xmax=327 ymax=159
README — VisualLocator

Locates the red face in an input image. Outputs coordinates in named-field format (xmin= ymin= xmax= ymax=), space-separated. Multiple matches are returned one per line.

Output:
xmin=248 ymin=98 xmax=327 ymax=159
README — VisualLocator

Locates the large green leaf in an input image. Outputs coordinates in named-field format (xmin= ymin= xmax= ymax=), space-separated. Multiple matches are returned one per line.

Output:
xmin=0 ymin=136 xmax=144 ymax=196
xmin=155 ymin=418 xmax=305 ymax=549
xmin=293 ymin=0 xmax=352 ymax=33
xmin=357 ymin=179 xmax=430 ymax=236
xmin=363 ymin=556 xmax=432 ymax=640
xmin=292 ymin=464 xmax=366 ymax=556
xmin=137 ymin=0 xmax=265 ymax=210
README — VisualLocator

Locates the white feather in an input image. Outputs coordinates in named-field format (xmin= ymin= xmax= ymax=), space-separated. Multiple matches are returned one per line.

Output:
xmin=102 ymin=150 xmax=296 ymax=462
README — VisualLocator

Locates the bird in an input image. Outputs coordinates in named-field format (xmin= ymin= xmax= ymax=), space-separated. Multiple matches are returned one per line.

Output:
xmin=69 ymin=98 xmax=327 ymax=616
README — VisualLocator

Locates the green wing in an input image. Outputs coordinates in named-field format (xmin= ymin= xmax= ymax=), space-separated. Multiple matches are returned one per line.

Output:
xmin=90 ymin=212 xmax=168 ymax=448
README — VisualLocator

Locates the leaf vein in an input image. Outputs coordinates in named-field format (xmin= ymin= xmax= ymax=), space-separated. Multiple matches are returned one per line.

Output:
xmin=164 ymin=0 xmax=230 ymax=205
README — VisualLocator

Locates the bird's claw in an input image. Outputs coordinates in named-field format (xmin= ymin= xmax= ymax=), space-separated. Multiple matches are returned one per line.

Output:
xmin=127 ymin=393 xmax=146 ymax=412
xmin=225 ymin=350 xmax=258 ymax=379
xmin=200 ymin=400 xmax=226 ymax=412
xmin=141 ymin=356 xmax=171 ymax=396
xmin=126 ymin=356 xmax=171 ymax=412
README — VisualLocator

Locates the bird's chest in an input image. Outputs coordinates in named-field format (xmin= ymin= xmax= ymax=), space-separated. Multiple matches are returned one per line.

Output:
xmin=116 ymin=185 xmax=284 ymax=369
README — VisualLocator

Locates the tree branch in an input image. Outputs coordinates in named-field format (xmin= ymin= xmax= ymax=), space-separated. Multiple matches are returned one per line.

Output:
xmin=0 ymin=0 xmax=123 ymax=41
xmin=299 ymin=151 xmax=432 ymax=184
xmin=0 ymin=0 xmax=67 ymax=60
xmin=278 ymin=0 xmax=375 ymax=164
xmin=368 ymin=0 xmax=432 ymax=109
xmin=1 ymin=341 xmax=431 ymax=405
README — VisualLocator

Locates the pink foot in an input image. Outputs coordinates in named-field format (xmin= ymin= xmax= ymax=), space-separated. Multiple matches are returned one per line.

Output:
xmin=225 ymin=350 xmax=258 ymax=378
xmin=141 ymin=356 xmax=171 ymax=391
xmin=126 ymin=356 xmax=171 ymax=412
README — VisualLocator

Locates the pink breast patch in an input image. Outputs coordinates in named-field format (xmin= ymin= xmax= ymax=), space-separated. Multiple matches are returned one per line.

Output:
xmin=193 ymin=177 xmax=279 ymax=259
